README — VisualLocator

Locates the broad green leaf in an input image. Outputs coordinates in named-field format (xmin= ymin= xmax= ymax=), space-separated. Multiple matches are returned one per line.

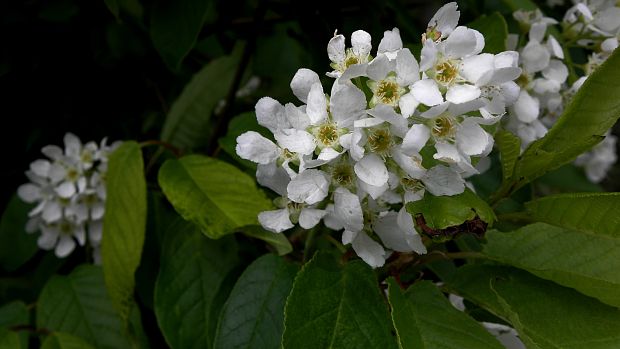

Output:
xmin=468 ymin=13 xmax=508 ymax=53
xmin=102 ymin=141 xmax=146 ymax=322
xmin=282 ymin=253 xmax=397 ymax=349
xmin=158 ymin=155 xmax=272 ymax=239
xmin=407 ymin=189 xmax=495 ymax=230
xmin=218 ymin=112 xmax=271 ymax=169
xmin=150 ymin=0 xmax=216 ymax=68
xmin=537 ymin=164 xmax=603 ymax=192
xmin=0 ymin=328 xmax=19 ymax=349
xmin=525 ymin=193 xmax=619 ymax=237
xmin=37 ymin=265 xmax=132 ymax=349
xmin=0 ymin=195 xmax=38 ymax=272
xmin=501 ymin=0 xmax=537 ymax=11
xmin=241 ymin=226 xmax=293 ymax=256
xmin=495 ymin=130 xmax=521 ymax=184
xmin=214 ymin=254 xmax=298 ymax=349
xmin=0 ymin=301 xmax=28 ymax=349
xmin=41 ymin=332 xmax=95 ymax=349
xmin=387 ymin=279 xmax=503 ymax=349
xmin=160 ymin=46 xmax=243 ymax=149
xmin=448 ymin=265 xmax=620 ymax=348
xmin=154 ymin=220 xmax=239 ymax=349
xmin=512 ymin=47 xmax=620 ymax=191
xmin=484 ymin=222 xmax=620 ymax=307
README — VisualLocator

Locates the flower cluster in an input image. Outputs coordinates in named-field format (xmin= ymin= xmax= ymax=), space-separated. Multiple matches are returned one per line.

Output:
xmin=505 ymin=2 xmax=619 ymax=182
xmin=17 ymin=133 xmax=120 ymax=262
xmin=236 ymin=3 xmax=522 ymax=267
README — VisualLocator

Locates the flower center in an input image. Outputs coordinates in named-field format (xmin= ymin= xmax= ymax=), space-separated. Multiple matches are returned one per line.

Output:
xmin=331 ymin=162 xmax=355 ymax=187
xmin=81 ymin=150 xmax=93 ymax=164
xmin=317 ymin=123 xmax=340 ymax=148
xmin=375 ymin=80 xmax=401 ymax=106
xmin=431 ymin=114 xmax=457 ymax=141
xmin=401 ymin=177 xmax=424 ymax=192
xmin=367 ymin=128 xmax=393 ymax=155
xmin=344 ymin=55 xmax=359 ymax=68
xmin=434 ymin=60 xmax=459 ymax=86
xmin=59 ymin=220 xmax=74 ymax=235
xmin=516 ymin=73 xmax=531 ymax=88
xmin=66 ymin=167 xmax=80 ymax=182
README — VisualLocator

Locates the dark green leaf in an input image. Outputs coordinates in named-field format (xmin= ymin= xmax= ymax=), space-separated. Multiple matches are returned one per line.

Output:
xmin=103 ymin=0 xmax=120 ymax=20
xmin=387 ymin=279 xmax=503 ymax=349
xmin=0 ymin=301 xmax=28 ymax=349
xmin=0 ymin=328 xmax=19 ymax=349
xmin=158 ymin=155 xmax=273 ymax=239
xmin=525 ymin=193 xmax=619 ymax=237
xmin=241 ymin=226 xmax=293 ymax=256
xmin=154 ymin=220 xmax=239 ymax=349
xmin=41 ymin=332 xmax=95 ymax=349
xmin=512 ymin=47 xmax=620 ymax=191
xmin=407 ymin=189 xmax=496 ymax=230
xmin=0 ymin=195 xmax=38 ymax=272
xmin=282 ymin=252 xmax=397 ymax=349
xmin=150 ymin=0 xmax=216 ymax=68
xmin=484 ymin=222 xmax=620 ymax=308
xmin=160 ymin=46 xmax=243 ymax=149
xmin=495 ymin=130 xmax=521 ymax=184
xmin=537 ymin=164 xmax=603 ymax=192
xmin=37 ymin=265 xmax=132 ymax=349
xmin=448 ymin=265 xmax=620 ymax=348
xmin=214 ymin=254 xmax=298 ymax=349
xmin=102 ymin=141 xmax=147 ymax=322
xmin=468 ymin=13 xmax=508 ymax=53
xmin=501 ymin=0 xmax=537 ymax=11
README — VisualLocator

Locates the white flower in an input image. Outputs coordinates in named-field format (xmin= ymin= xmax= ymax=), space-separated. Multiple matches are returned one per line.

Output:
xmin=575 ymin=132 xmax=618 ymax=183
xmin=327 ymin=30 xmax=372 ymax=78
xmin=424 ymin=2 xmax=460 ymax=41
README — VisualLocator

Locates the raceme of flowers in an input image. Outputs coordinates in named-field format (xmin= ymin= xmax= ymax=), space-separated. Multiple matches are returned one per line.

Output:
xmin=17 ymin=133 xmax=121 ymax=263
xmin=236 ymin=2 xmax=524 ymax=268
xmin=505 ymin=1 xmax=619 ymax=182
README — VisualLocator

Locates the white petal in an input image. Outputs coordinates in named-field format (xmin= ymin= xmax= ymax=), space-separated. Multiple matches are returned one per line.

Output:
xmin=255 ymin=97 xmax=287 ymax=133
xmin=64 ymin=133 xmax=82 ymax=158
xmin=334 ymin=187 xmax=364 ymax=232
xmin=256 ymin=162 xmax=290 ymax=196
xmin=74 ymin=224 xmax=86 ymax=246
xmin=89 ymin=220 xmax=103 ymax=244
xmin=367 ymin=104 xmax=407 ymax=134
xmin=411 ymin=79 xmax=443 ymax=106
xmin=18 ymin=183 xmax=41 ymax=203
xmin=339 ymin=64 xmax=369 ymax=81
xmin=396 ymin=48 xmax=419 ymax=86
xmin=38 ymin=229 xmax=59 ymax=250
xmin=354 ymin=118 xmax=384 ymax=128
xmin=285 ymin=103 xmax=311 ymax=130
xmin=446 ymin=84 xmax=481 ymax=104
xmin=428 ymin=2 xmax=460 ymax=38
xmin=434 ymin=142 xmax=461 ymax=163
xmin=287 ymin=169 xmax=330 ymax=205
xmin=299 ymin=208 xmax=326 ymax=229
xmin=421 ymin=102 xmax=450 ymax=118
xmin=236 ymin=131 xmax=279 ymax=164
xmin=401 ymin=124 xmax=430 ymax=155
xmin=542 ymin=60 xmax=568 ymax=83
xmin=352 ymin=232 xmax=386 ymax=268
xmin=420 ymin=40 xmax=438 ymax=71
xmin=460 ymin=54 xmax=494 ymax=85
xmin=48 ymin=163 xmax=66 ymax=184
xmin=456 ymin=119 xmax=491 ymax=156
xmin=392 ymin=148 xmax=426 ymax=179
xmin=56 ymin=235 xmax=76 ymax=258
xmin=358 ymin=180 xmax=388 ymax=200
xmin=354 ymin=154 xmax=389 ymax=187
xmin=258 ymin=209 xmax=294 ymax=233
xmin=513 ymin=91 xmax=540 ymax=123
xmin=342 ymin=230 xmax=357 ymax=245
xmin=290 ymin=68 xmax=320 ymax=103
xmin=422 ymin=165 xmax=465 ymax=196
xmin=601 ymin=38 xmax=618 ymax=53
xmin=274 ymin=129 xmax=316 ymax=155
xmin=399 ymin=93 xmax=419 ymax=118
xmin=490 ymin=67 xmax=522 ymax=85
xmin=31 ymin=160 xmax=53 ymax=178
xmin=529 ymin=22 xmax=547 ymax=43
xmin=397 ymin=207 xmax=426 ymax=254
xmin=330 ymin=83 xmax=366 ymax=126
xmin=547 ymin=35 xmax=564 ymax=58
xmin=593 ymin=8 xmax=620 ymax=34
xmin=521 ymin=41 xmax=550 ymax=73
xmin=55 ymin=181 xmax=76 ymax=198
xmin=373 ymin=212 xmax=412 ymax=252
xmin=445 ymin=26 xmax=479 ymax=58
xmin=367 ymin=54 xmax=393 ymax=81
xmin=378 ymin=28 xmax=403 ymax=55
xmin=41 ymin=145 xmax=63 ymax=160
xmin=317 ymin=147 xmax=341 ymax=161
xmin=327 ymin=34 xmax=346 ymax=63
xmin=351 ymin=30 xmax=372 ymax=56
xmin=494 ymin=51 xmax=519 ymax=68
xmin=42 ymin=202 xmax=62 ymax=223
xmin=306 ymin=83 xmax=328 ymax=125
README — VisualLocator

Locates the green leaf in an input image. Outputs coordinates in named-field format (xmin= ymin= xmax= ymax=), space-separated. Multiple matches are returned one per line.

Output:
xmin=512 ymin=47 xmax=620 ymax=191
xmin=406 ymin=189 xmax=496 ymax=230
xmin=103 ymin=0 xmax=120 ymax=20
xmin=387 ymin=279 xmax=504 ymax=349
xmin=37 ymin=265 xmax=132 ymax=349
xmin=448 ymin=265 xmax=620 ymax=348
xmin=41 ymin=332 xmax=96 ymax=349
xmin=150 ymin=0 xmax=216 ymax=68
xmin=102 ymin=141 xmax=147 ymax=322
xmin=501 ymin=0 xmax=537 ymax=11
xmin=282 ymin=252 xmax=397 ymax=349
xmin=484 ymin=222 xmax=620 ymax=308
xmin=214 ymin=254 xmax=298 ymax=349
xmin=241 ymin=226 xmax=293 ymax=256
xmin=468 ymin=13 xmax=508 ymax=53
xmin=0 ymin=195 xmax=38 ymax=272
xmin=218 ymin=112 xmax=271 ymax=169
xmin=158 ymin=155 xmax=273 ymax=239
xmin=0 ymin=301 xmax=28 ymax=349
xmin=154 ymin=220 xmax=239 ymax=349
xmin=0 ymin=328 xmax=19 ymax=349
xmin=160 ymin=46 xmax=243 ymax=149
xmin=495 ymin=130 xmax=521 ymax=184
xmin=537 ymin=164 xmax=603 ymax=192
xmin=525 ymin=193 xmax=619 ymax=236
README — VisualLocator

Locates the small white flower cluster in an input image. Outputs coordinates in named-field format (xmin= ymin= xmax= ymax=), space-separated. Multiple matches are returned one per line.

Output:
xmin=17 ymin=133 xmax=120 ymax=262
xmin=506 ymin=3 xmax=619 ymax=183
xmin=236 ymin=3 xmax=522 ymax=267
